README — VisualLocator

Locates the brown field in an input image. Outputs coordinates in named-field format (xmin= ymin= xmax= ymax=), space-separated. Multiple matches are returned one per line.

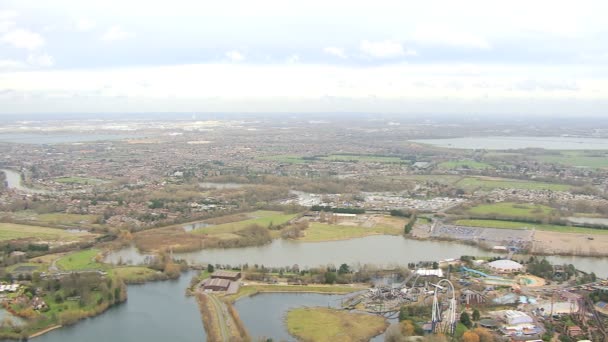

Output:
xmin=532 ymin=230 xmax=608 ymax=256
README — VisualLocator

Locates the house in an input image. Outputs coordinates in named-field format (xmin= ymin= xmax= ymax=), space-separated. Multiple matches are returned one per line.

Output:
xmin=211 ymin=270 xmax=241 ymax=281
xmin=202 ymin=278 xmax=231 ymax=292
xmin=567 ymin=326 xmax=583 ymax=338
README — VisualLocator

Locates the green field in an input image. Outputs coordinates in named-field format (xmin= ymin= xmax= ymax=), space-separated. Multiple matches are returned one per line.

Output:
xmin=416 ymin=217 xmax=432 ymax=225
xmin=321 ymin=154 xmax=406 ymax=164
xmin=438 ymin=160 xmax=493 ymax=170
xmin=193 ymin=210 xmax=298 ymax=234
xmin=111 ymin=266 xmax=164 ymax=283
xmin=227 ymin=284 xmax=361 ymax=302
xmin=54 ymin=176 xmax=104 ymax=184
xmin=466 ymin=202 xmax=555 ymax=218
xmin=37 ymin=213 xmax=99 ymax=225
xmin=287 ymin=307 xmax=388 ymax=342
xmin=298 ymin=222 xmax=402 ymax=242
xmin=56 ymin=249 xmax=105 ymax=270
xmin=455 ymin=219 xmax=608 ymax=234
xmin=535 ymin=151 xmax=608 ymax=169
xmin=0 ymin=222 xmax=77 ymax=241
xmin=456 ymin=177 xmax=570 ymax=191
xmin=7 ymin=262 xmax=46 ymax=273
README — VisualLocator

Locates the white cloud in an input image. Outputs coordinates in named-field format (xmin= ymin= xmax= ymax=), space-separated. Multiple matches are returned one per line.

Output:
xmin=1 ymin=28 xmax=44 ymax=50
xmin=324 ymin=47 xmax=347 ymax=59
xmin=75 ymin=18 xmax=96 ymax=32
xmin=286 ymin=54 xmax=300 ymax=64
xmin=411 ymin=25 xmax=491 ymax=49
xmin=0 ymin=10 xmax=18 ymax=20
xmin=359 ymin=40 xmax=415 ymax=58
xmin=0 ymin=59 xmax=26 ymax=70
xmin=225 ymin=50 xmax=245 ymax=62
xmin=27 ymin=53 xmax=54 ymax=67
xmin=101 ymin=26 xmax=135 ymax=41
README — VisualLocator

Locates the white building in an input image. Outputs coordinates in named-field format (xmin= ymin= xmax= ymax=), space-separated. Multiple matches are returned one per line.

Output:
xmin=504 ymin=310 xmax=533 ymax=325
xmin=487 ymin=259 xmax=524 ymax=273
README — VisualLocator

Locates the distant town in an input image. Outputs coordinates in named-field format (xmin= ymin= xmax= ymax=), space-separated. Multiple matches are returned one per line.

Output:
xmin=0 ymin=115 xmax=608 ymax=341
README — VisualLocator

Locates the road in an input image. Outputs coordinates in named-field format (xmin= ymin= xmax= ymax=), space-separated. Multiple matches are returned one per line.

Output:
xmin=205 ymin=293 xmax=230 ymax=342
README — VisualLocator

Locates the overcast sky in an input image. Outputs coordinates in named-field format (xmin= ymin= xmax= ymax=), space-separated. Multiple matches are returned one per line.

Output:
xmin=0 ymin=0 xmax=607 ymax=115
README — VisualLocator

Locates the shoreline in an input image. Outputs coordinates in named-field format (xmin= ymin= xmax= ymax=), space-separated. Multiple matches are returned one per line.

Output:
xmin=28 ymin=325 xmax=62 ymax=339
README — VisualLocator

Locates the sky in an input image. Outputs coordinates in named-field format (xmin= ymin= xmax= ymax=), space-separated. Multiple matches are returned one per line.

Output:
xmin=0 ymin=0 xmax=607 ymax=115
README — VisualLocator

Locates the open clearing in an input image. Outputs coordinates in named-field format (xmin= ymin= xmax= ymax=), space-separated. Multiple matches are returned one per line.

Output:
xmin=111 ymin=266 xmax=163 ymax=283
xmin=438 ymin=160 xmax=494 ymax=170
xmin=465 ymin=202 xmax=555 ymax=219
xmin=56 ymin=249 xmax=105 ymax=270
xmin=193 ymin=210 xmax=298 ymax=234
xmin=287 ymin=307 xmax=388 ymax=342
xmin=299 ymin=222 xmax=402 ymax=242
xmin=455 ymin=219 xmax=608 ymax=234
xmin=0 ymin=222 xmax=79 ymax=241
xmin=456 ymin=177 xmax=571 ymax=191
xmin=535 ymin=151 xmax=608 ymax=169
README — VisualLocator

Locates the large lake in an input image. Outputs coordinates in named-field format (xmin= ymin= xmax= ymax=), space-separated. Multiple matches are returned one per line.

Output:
xmin=0 ymin=133 xmax=139 ymax=144
xmin=410 ymin=136 xmax=608 ymax=150
xmin=106 ymin=235 xmax=608 ymax=277
xmin=235 ymin=292 xmax=347 ymax=341
xmin=32 ymin=271 xmax=205 ymax=342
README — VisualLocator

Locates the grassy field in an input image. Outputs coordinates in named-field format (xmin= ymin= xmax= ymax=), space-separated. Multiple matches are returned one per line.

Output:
xmin=0 ymin=222 xmax=77 ymax=241
xmin=438 ymin=160 xmax=493 ymax=170
xmin=298 ymin=222 xmax=402 ymax=242
xmin=321 ymin=154 xmax=406 ymax=163
xmin=416 ymin=217 xmax=432 ymax=225
xmin=465 ymin=202 xmax=555 ymax=218
xmin=456 ymin=177 xmax=570 ymax=191
xmin=110 ymin=266 xmax=164 ymax=283
xmin=36 ymin=213 xmax=99 ymax=225
xmin=226 ymin=284 xmax=362 ymax=302
xmin=287 ymin=307 xmax=388 ymax=342
xmin=54 ymin=176 xmax=104 ymax=184
xmin=535 ymin=151 xmax=608 ymax=169
xmin=6 ymin=262 xmax=46 ymax=273
xmin=193 ymin=210 xmax=298 ymax=234
xmin=56 ymin=249 xmax=106 ymax=270
xmin=455 ymin=219 xmax=608 ymax=234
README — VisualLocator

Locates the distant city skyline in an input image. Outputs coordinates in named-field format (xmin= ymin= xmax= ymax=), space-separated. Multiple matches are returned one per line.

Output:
xmin=0 ymin=0 xmax=607 ymax=114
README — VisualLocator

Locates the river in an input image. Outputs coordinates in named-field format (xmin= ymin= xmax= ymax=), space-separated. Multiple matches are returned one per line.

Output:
xmin=410 ymin=136 xmax=608 ymax=150
xmin=32 ymin=271 xmax=205 ymax=342
xmin=1 ymin=169 xmax=49 ymax=194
